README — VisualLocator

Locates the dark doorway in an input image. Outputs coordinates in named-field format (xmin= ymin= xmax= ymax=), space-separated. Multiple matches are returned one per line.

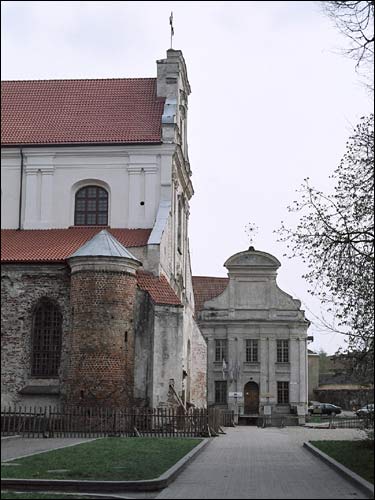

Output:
xmin=244 ymin=381 xmax=259 ymax=414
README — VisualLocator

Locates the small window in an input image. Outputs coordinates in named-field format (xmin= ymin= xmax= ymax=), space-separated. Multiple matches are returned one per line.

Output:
xmin=31 ymin=299 xmax=62 ymax=377
xmin=277 ymin=340 xmax=289 ymax=363
xmin=215 ymin=339 xmax=227 ymax=362
xmin=215 ymin=381 xmax=227 ymax=405
xmin=277 ymin=381 xmax=289 ymax=404
xmin=74 ymin=186 xmax=108 ymax=226
xmin=246 ymin=339 xmax=258 ymax=362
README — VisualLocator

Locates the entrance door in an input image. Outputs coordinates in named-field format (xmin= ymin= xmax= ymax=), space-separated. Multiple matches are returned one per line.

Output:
xmin=244 ymin=381 xmax=259 ymax=414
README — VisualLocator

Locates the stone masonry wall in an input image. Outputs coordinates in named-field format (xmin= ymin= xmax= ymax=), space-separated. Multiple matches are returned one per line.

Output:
xmin=190 ymin=320 xmax=207 ymax=407
xmin=66 ymin=268 xmax=137 ymax=407
xmin=134 ymin=289 xmax=154 ymax=407
xmin=1 ymin=264 xmax=71 ymax=407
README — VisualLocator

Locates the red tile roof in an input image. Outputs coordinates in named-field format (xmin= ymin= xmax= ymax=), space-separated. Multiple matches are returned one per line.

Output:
xmin=192 ymin=276 xmax=229 ymax=312
xmin=1 ymin=78 xmax=165 ymax=145
xmin=1 ymin=228 xmax=151 ymax=263
xmin=137 ymin=271 xmax=182 ymax=306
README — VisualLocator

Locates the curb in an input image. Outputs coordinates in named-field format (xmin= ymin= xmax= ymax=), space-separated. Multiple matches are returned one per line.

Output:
xmin=1 ymin=438 xmax=211 ymax=493
xmin=303 ymin=424 xmax=330 ymax=429
xmin=303 ymin=442 xmax=374 ymax=499
xmin=1 ymin=493 xmax=133 ymax=500
xmin=1 ymin=435 xmax=21 ymax=441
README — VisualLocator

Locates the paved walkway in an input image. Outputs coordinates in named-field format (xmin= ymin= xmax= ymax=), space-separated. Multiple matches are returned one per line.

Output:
xmin=156 ymin=426 xmax=368 ymax=499
xmin=1 ymin=437 xmax=96 ymax=462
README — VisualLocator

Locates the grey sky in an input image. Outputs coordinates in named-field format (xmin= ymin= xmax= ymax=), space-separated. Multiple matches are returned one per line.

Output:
xmin=2 ymin=1 xmax=371 ymax=354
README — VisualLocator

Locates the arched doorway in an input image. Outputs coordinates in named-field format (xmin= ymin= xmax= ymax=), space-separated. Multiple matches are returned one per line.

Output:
xmin=244 ymin=381 xmax=259 ymax=414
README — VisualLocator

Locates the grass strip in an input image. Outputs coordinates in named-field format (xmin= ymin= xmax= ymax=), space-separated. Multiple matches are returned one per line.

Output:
xmin=1 ymin=437 xmax=202 ymax=481
xmin=310 ymin=440 xmax=374 ymax=484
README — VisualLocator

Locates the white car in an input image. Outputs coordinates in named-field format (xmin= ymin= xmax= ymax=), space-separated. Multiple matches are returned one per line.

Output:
xmin=356 ymin=404 xmax=374 ymax=417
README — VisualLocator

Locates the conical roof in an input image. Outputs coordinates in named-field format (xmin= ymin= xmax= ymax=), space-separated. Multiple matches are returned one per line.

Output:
xmin=68 ymin=229 xmax=140 ymax=261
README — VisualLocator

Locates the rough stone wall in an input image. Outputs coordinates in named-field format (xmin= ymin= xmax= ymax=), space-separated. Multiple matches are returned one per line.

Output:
xmin=151 ymin=304 xmax=184 ymax=408
xmin=1 ymin=264 xmax=71 ymax=407
xmin=313 ymin=388 xmax=374 ymax=410
xmin=66 ymin=269 xmax=137 ymax=407
xmin=190 ymin=320 xmax=207 ymax=407
xmin=308 ymin=354 xmax=320 ymax=401
xmin=134 ymin=289 xmax=154 ymax=406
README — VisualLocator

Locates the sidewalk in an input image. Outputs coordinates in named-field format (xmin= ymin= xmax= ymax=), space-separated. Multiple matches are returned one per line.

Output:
xmin=1 ymin=437 xmax=96 ymax=462
xmin=156 ymin=426 xmax=369 ymax=499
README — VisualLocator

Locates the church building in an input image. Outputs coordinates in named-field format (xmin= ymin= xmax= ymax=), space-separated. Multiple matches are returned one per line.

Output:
xmin=193 ymin=247 xmax=310 ymax=423
xmin=1 ymin=46 xmax=310 ymax=424
xmin=1 ymin=49 xmax=207 ymax=410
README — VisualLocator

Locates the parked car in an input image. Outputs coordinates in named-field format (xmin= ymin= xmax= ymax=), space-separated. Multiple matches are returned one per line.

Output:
xmin=308 ymin=403 xmax=342 ymax=416
xmin=356 ymin=404 xmax=374 ymax=417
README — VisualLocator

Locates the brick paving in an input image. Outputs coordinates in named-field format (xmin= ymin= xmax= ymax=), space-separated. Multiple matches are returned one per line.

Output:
xmin=156 ymin=426 xmax=368 ymax=499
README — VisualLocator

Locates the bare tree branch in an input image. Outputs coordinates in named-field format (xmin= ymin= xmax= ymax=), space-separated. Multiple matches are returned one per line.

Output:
xmin=275 ymin=114 xmax=374 ymax=382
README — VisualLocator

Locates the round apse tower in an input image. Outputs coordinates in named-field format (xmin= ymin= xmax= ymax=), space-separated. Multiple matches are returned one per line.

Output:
xmin=66 ymin=230 xmax=141 ymax=407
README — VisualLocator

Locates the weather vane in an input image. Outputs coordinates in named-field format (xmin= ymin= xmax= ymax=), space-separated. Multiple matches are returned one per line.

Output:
xmin=169 ymin=11 xmax=174 ymax=49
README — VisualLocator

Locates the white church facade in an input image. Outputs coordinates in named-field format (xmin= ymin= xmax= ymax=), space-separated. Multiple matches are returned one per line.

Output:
xmin=193 ymin=248 xmax=310 ymax=424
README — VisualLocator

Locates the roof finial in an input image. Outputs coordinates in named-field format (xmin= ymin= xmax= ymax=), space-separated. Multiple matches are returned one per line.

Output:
xmin=244 ymin=222 xmax=259 ymax=248
xmin=169 ymin=11 xmax=174 ymax=49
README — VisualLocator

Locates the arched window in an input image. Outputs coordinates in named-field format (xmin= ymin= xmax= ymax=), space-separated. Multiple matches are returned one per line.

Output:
xmin=74 ymin=185 xmax=108 ymax=226
xmin=31 ymin=299 xmax=62 ymax=377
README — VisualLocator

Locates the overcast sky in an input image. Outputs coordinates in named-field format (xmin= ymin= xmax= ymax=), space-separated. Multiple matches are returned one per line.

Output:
xmin=2 ymin=1 xmax=372 ymax=354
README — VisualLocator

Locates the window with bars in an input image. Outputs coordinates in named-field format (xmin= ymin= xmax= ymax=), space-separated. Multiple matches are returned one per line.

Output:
xmin=246 ymin=339 xmax=258 ymax=362
xmin=277 ymin=381 xmax=289 ymax=404
xmin=74 ymin=186 xmax=108 ymax=226
xmin=215 ymin=339 xmax=227 ymax=362
xmin=31 ymin=299 xmax=62 ymax=378
xmin=277 ymin=339 xmax=289 ymax=363
xmin=215 ymin=381 xmax=227 ymax=405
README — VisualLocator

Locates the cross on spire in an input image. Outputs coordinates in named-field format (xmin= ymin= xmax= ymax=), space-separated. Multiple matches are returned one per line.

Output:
xmin=169 ymin=11 xmax=174 ymax=48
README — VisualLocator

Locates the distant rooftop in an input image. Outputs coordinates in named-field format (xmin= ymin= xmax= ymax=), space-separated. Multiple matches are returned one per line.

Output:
xmin=192 ymin=276 xmax=229 ymax=313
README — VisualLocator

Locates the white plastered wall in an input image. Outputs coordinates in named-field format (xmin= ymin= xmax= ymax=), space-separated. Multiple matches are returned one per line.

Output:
xmin=0 ymin=145 xmax=173 ymax=230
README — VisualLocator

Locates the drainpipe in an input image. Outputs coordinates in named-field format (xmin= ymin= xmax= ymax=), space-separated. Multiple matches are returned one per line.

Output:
xmin=18 ymin=148 xmax=24 ymax=230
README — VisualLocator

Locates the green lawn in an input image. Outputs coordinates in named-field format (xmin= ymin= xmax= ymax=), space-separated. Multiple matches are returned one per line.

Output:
xmin=1 ymin=493 xmax=97 ymax=499
xmin=310 ymin=440 xmax=374 ymax=484
xmin=1 ymin=437 xmax=202 ymax=481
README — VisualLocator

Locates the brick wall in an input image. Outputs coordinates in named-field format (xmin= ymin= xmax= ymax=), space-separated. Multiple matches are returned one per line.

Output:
xmin=66 ymin=268 xmax=137 ymax=407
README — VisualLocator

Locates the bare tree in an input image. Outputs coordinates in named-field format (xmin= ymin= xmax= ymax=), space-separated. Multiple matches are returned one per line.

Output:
xmin=323 ymin=1 xmax=374 ymax=63
xmin=322 ymin=1 xmax=374 ymax=89
xmin=276 ymin=114 xmax=374 ymax=382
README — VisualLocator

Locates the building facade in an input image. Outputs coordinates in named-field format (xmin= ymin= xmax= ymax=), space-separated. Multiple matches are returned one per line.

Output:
xmin=193 ymin=247 xmax=310 ymax=423
xmin=1 ymin=49 xmax=207 ymax=409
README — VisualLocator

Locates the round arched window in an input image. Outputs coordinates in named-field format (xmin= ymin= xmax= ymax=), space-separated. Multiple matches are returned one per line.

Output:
xmin=74 ymin=186 xmax=108 ymax=226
